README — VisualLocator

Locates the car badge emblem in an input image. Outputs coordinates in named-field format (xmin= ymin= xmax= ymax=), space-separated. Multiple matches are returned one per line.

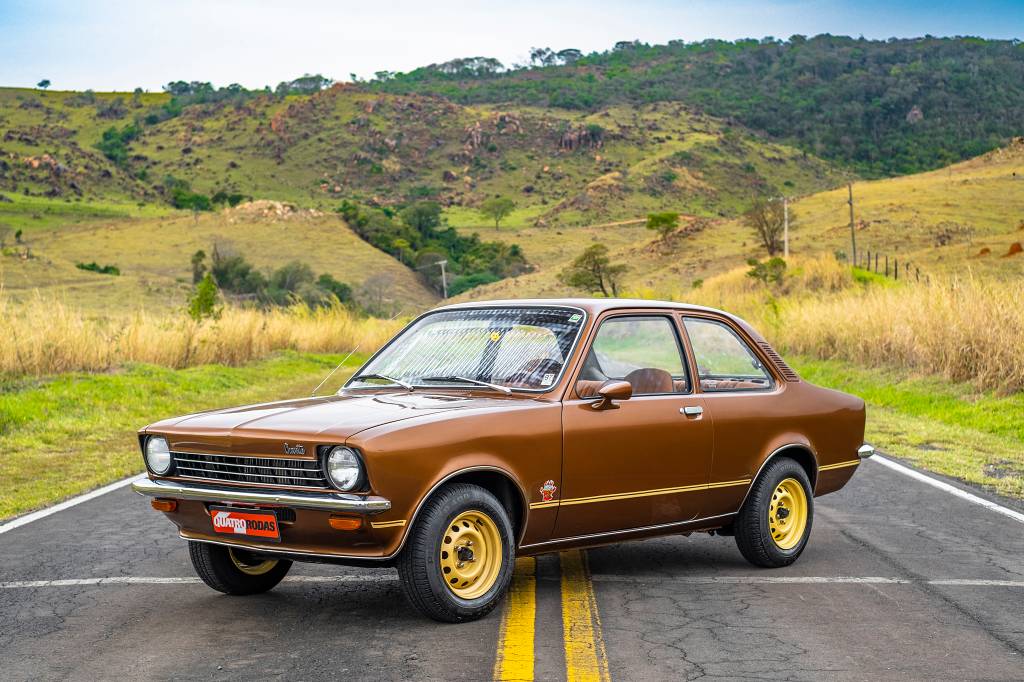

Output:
xmin=283 ymin=443 xmax=305 ymax=455
xmin=539 ymin=480 xmax=558 ymax=502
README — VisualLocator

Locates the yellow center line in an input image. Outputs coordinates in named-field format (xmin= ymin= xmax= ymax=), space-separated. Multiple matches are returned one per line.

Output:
xmin=560 ymin=550 xmax=610 ymax=682
xmin=493 ymin=556 xmax=537 ymax=681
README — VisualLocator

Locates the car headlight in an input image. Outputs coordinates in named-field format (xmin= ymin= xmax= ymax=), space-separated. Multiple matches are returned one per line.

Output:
xmin=145 ymin=436 xmax=172 ymax=475
xmin=324 ymin=446 xmax=363 ymax=491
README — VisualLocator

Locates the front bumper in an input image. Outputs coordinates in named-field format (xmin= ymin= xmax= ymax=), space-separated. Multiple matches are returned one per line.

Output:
xmin=131 ymin=477 xmax=391 ymax=514
xmin=858 ymin=443 xmax=876 ymax=459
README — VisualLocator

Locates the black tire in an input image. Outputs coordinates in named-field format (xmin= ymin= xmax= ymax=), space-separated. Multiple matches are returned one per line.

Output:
xmin=188 ymin=542 xmax=292 ymax=595
xmin=734 ymin=457 xmax=814 ymax=568
xmin=396 ymin=483 xmax=516 ymax=623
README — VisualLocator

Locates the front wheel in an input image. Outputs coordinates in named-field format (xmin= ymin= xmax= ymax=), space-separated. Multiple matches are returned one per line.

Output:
xmin=397 ymin=483 xmax=515 ymax=622
xmin=188 ymin=542 xmax=292 ymax=595
xmin=734 ymin=457 xmax=813 ymax=568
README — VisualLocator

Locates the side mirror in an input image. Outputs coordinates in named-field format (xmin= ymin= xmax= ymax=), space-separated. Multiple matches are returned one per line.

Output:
xmin=593 ymin=380 xmax=632 ymax=410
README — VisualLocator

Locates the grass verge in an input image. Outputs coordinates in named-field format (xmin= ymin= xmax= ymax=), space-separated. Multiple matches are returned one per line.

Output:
xmin=0 ymin=351 xmax=362 ymax=520
xmin=794 ymin=356 xmax=1024 ymax=499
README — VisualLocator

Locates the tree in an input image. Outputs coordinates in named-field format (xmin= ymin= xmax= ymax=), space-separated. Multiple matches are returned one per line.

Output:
xmin=37 ymin=79 xmax=51 ymax=90
xmin=187 ymin=273 xmax=220 ymax=321
xmin=646 ymin=211 xmax=679 ymax=240
xmin=556 ymin=49 xmax=583 ymax=64
xmin=746 ymin=257 xmax=787 ymax=286
xmin=358 ymin=273 xmax=397 ymax=317
xmin=559 ymin=244 xmax=628 ymax=297
xmin=399 ymin=201 xmax=441 ymax=234
xmin=316 ymin=273 xmax=353 ymax=304
xmin=744 ymin=197 xmax=789 ymax=256
xmin=190 ymin=250 xmax=207 ymax=284
xmin=479 ymin=197 xmax=515 ymax=229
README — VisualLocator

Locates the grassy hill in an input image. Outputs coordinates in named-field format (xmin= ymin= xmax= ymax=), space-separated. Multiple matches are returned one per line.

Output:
xmin=1 ymin=83 xmax=846 ymax=311
xmin=1 ymin=200 xmax=438 ymax=312
xmin=450 ymin=138 xmax=1024 ymax=301
xmin=1 ymin=86 xmax=841 ymax=219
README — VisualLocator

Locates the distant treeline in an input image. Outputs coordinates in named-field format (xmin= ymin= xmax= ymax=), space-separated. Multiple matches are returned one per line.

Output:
xmin=369 ymin=35 xmax=1024 ymax=176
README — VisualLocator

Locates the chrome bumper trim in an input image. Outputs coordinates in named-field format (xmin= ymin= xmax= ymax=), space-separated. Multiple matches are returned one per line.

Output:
xmin=858 ymin=443 xmax=876 ymax=459
xmin=131 ymin=478 xmax=391 ymax=514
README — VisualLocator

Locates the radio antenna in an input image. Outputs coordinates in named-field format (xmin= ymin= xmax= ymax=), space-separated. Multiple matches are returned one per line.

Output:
xmin=310 ymin=308 xmax=407 ymax=397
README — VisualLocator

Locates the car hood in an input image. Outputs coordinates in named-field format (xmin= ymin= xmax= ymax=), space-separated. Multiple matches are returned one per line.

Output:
xmin=146 ymin=391 xmax=521 ymax=454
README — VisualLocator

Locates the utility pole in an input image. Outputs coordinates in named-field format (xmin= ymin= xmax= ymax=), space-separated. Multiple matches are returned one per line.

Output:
xmin=416 ymin=259 xmax=449 ymax=298
xmin=783 ymin=196 xmax=789 ymax=259
xmin=847 ymin=182 xmax=857 ymax=266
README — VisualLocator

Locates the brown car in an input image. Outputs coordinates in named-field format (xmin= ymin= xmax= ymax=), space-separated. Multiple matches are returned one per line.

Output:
xmin=133 ymin=299 xmax=871 ymax=621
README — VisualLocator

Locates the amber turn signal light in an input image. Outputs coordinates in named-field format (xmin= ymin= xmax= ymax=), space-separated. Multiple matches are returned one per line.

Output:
xmin=151 ymin=499 xmax=178 ymax=513
xmin=329 ymin=515 xmax=363 ymax=531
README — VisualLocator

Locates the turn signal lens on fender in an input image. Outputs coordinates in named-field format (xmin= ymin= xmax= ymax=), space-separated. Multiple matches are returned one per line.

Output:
xmin=329 ymin=515 xmax=363 ymax=531
xmin=151 ymin=499 xmax=177 ymax=513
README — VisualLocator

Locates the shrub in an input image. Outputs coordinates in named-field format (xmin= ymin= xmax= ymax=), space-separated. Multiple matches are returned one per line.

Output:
xmin=75 ymin=262 xmax=120 ymax=276
xmin=187 ymin=273 xmax=220 ymax=321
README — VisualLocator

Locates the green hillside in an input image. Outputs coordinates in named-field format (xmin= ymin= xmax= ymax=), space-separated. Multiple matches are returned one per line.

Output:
xmin=0 ymin=201 xmax=438 ymax=312
xmin=1 ymin=83 xmax=846 ymax=310
xmin=372 ymin=35 xmax=1024 ymax=177
xmin=1 ymin=86 xmax=840 ymax=220
xmin=451 ymin=137 xmax=1024 ymax=302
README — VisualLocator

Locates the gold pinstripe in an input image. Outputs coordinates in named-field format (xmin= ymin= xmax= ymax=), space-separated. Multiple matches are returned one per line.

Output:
xmin=819 ymin=460 xmax=861 ymax=471
xmin=528 ymin=479 xmax=751 ymax=510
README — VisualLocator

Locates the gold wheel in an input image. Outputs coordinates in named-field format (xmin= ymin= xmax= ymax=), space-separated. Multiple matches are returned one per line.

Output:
xmin=768 ymin=478 xmax=808 ymax=550
xmin=439 ymin=509 xmax=503 ymax=600
xmin=228 ymin=548 xmax=279 ymax=576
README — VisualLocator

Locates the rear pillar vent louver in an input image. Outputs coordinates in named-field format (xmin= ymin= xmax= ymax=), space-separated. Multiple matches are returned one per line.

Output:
xmin=757 ymin=341 xmax=800 ymax=382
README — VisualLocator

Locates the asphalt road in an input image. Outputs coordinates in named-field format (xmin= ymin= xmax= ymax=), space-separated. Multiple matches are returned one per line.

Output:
xmin=1 ymin=459 xmax=1022 ymax=681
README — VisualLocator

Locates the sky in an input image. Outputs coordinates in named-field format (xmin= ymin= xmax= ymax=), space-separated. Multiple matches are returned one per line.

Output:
xmin=1 ymin=0 xmax=1022 ymax=92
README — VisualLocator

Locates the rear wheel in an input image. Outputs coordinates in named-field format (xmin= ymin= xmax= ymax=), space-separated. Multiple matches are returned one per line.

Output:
xmin=397 ymin=483 xmax=515 ymax=622
xmin=734 ymin=457 xmax=813 ymax=568
xmin=188 ymin=542 xmax=292 ymax=595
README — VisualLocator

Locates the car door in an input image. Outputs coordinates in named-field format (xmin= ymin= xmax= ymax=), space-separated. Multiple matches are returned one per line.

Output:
xmin=554 ymin=313 xmax=714 ymax=539
xmin=680 ymin=315 xmax=783 ymax=518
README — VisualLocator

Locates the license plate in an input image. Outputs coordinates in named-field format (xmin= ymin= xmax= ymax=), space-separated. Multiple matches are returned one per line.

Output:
xmin=210 ymin=506 xmax=281 ymax=542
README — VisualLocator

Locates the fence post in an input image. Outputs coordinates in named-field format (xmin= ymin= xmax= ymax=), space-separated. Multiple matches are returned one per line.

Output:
xmin=875 ymin=252 xmax=879 ymax=273
xmin=895 ymin=260 xmax=899 ymax=280
xmin=885 ymin=255 xmax=889 ymax=277
xmin=915 ymin=267 xmax=920 ymax=282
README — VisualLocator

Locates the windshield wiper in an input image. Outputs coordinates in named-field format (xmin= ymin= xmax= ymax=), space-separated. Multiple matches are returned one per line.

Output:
xmin=420 ymin=375 xmax=512 ymax=395
xmin=350 ymin=373 xmax=414 ymax=391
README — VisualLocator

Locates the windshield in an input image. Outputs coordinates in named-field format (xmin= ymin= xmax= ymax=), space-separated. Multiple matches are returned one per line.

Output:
xmin=346 ymin=306 xmax=586 ymax=392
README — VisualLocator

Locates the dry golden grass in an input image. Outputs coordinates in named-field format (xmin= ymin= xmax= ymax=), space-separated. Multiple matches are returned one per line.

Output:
xmin=0 ymin=292 xmax=401 ymax=376
xmin=640 ymin=255 xmax=1024 ymax=394
xmin=775 ymin=276 xmax=1024 ymax=393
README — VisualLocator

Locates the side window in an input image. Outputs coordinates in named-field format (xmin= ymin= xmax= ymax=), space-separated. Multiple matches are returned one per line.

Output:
xmin=683 ymin=318 xmax=772 ymax=392
xmin=576 ymin=316 xmax=689 ymax=397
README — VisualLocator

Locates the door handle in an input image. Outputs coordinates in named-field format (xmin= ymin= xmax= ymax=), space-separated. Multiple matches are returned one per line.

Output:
xmin=681 ymin=406 xmax=703 ymax=416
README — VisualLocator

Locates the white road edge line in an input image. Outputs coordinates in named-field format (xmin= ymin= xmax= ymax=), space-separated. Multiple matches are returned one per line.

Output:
xmin=0 ymin=575 xmax=401 ymax=589
xmin=870 ymin=454 xmax=1024 ymax=525
xmin=0 ymin=474 xmax=145 ymax=536
xmin=3 ymin=575 xmax=1022 ymax=590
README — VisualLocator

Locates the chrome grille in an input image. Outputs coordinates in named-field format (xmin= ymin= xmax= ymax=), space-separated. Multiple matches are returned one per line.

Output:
xmin=172 ymin=452 xmax=328 ymax=489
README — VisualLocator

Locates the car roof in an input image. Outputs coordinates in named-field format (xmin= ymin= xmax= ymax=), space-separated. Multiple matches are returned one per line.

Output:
xmin=436 ymin=297 xmax=724 ymax=316
xmin=432 ymin=298 xmax=765 ymax=341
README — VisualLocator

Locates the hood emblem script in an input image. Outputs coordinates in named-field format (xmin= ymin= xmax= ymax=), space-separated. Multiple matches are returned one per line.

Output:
xmin=283 ymin=443 xmax=305 ymax=455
